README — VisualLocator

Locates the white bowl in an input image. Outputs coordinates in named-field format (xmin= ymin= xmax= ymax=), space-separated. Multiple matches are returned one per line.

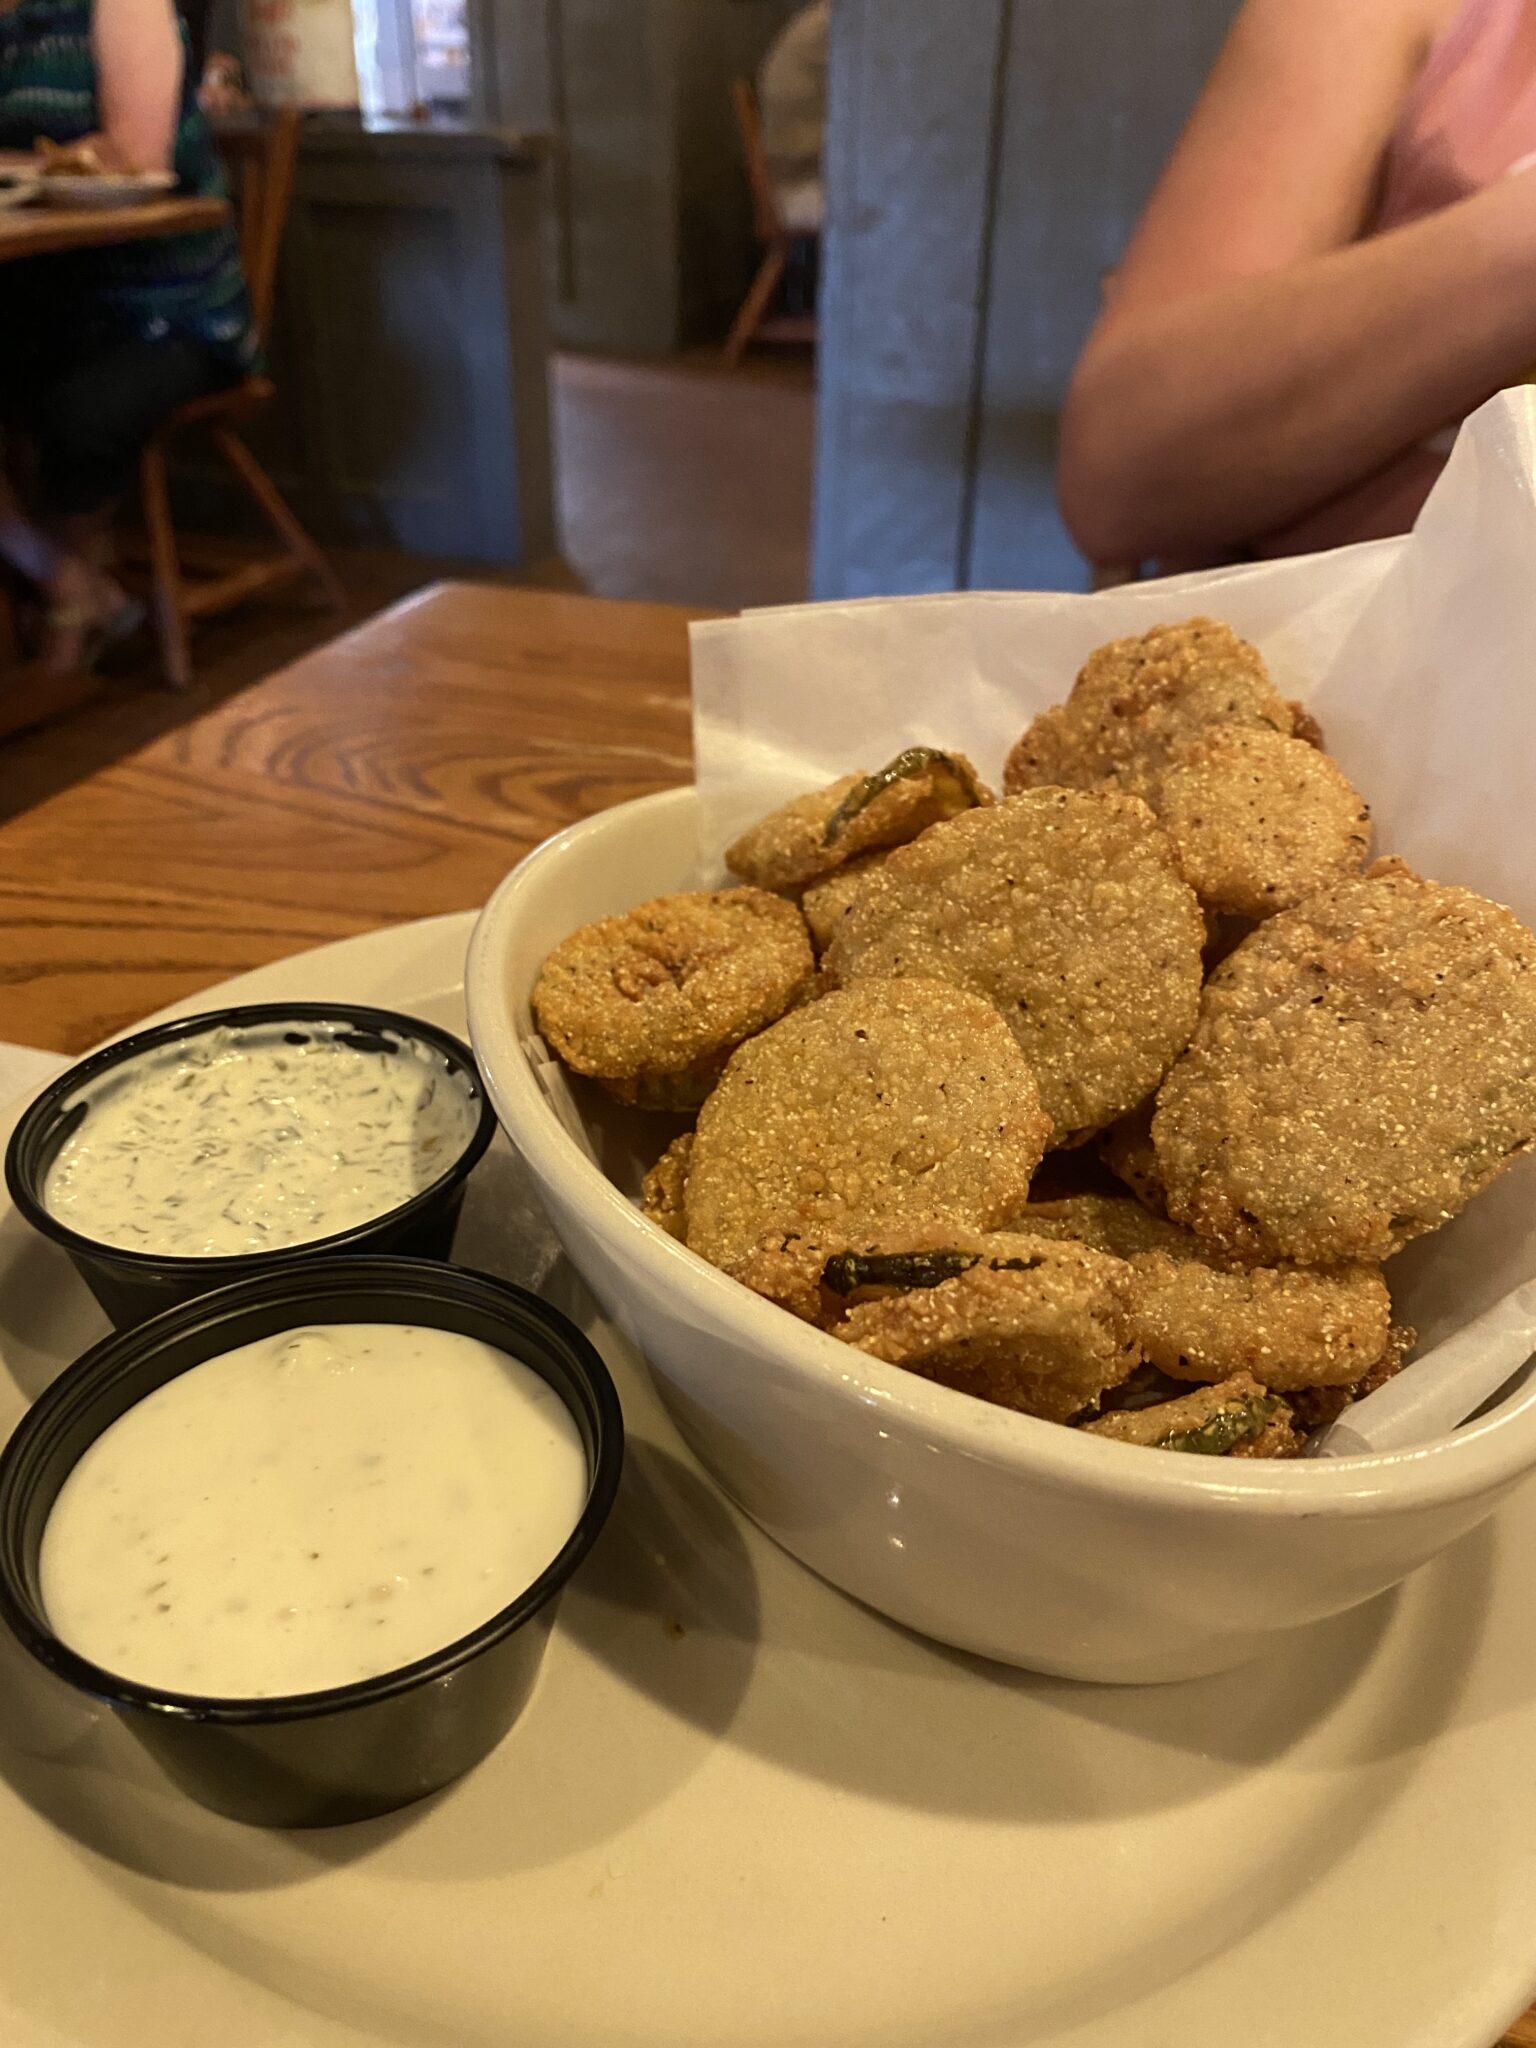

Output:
xmin=467 ymin=787 xmax=1536 ymax=1682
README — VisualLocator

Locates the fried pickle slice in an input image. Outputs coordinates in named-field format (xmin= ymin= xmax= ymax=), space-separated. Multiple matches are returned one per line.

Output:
xmin=1003 ymin=618 xmax=1298 ymax=800
xmin=724 ymin=748 xmax=990 ymax=892
xmin=816 ymin=1221 xmax=1094 ymax=1303
xmin=1083 ymin=1373 xmax=1288 ymax=1454
xmin=1122 ymin=1251 xmax=1391 ymax=1391
xmin=1154 ymin=868 xmax=1536 ymax=1263
xmin=1017 ymin=1194 xmax=1394 ymax=1390
xmin=640 ymin=1133 xmax=693 ymax=1241
xmin=1229 ymin=1408 xmax=1307 ymax=1458
xmin=533 ymin=888 xmax=815 ymax=1110
xmin=1096 ymin=1100 xmax=1169 ymax=1213
xmin=1013 ymin=1192 xmax=1189 ymax=1258
xmin=800 ymin=851 xmax=888 ymax=955
xmin=1154 ymin=725 xmax=1372 ymax=918
xmin=685 ymin=977 xmax=1050 ymax=1284
xmin=837 ymin=1234 xmax=1140 ymax=1423
xmin=1287 ymin=1321 xmax=1416 ymax=1432
xmin=824 ymin=789 xmax=1205 ymax=1144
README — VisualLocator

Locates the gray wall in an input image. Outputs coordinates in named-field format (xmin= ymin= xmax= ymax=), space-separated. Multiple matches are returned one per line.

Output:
xmin=480 ymin=0 xmax=803 ymax=354
xmin=481 ymin=0 xmax=680 ymax=355
xmin=175 ymin=123 xmax=557 ymax=565
xmin=812 ymin=0 xmax=1238 ymax=598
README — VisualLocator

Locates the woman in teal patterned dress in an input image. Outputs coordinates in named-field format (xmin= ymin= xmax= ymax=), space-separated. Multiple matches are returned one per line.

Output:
xmin=0 ymin=0 xmax=256 ymax=671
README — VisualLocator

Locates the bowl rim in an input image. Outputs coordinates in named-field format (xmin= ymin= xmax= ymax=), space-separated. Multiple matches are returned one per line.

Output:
xmin=466 ymin=784 xmax=1536 ymax=1516
xmin=3 ymin=1000 xmax=498 ymax=1275
xmin=0 ymin=1256 xmax=624 ymax=1723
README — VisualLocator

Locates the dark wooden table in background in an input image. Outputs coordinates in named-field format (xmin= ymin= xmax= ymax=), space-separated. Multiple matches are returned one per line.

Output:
xmin=0 ymin=581 xmax=1531 ymax=2048
xmin=0 ymin=193 xmax=228 ymax=264
xmin=0 ymin=585 xmax=698 ymax=1051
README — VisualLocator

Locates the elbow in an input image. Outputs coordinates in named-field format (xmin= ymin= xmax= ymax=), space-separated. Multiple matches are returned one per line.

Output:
xmin=1056 ymin=346 xmax=1166 ymax=568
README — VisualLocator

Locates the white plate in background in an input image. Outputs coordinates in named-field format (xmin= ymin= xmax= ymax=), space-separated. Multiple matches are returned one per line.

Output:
xmin=0 ymin=171 xmax=41 ymax=210
xmin=38 ymin=169 xmax=177 ymax=209
xmin=0 ymin=911 xmax=1532 ymax=2048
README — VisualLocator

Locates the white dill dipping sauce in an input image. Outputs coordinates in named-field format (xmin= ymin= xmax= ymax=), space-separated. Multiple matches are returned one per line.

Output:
xmin=41 ymin=1020 xmax=479 ymax=1259
xmin=39 ymin=1323 xmax=590 ymax=1699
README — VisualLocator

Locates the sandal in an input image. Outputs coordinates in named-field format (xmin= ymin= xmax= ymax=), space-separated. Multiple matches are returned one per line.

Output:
xmin=42 ymin=593 xmax=147 ymax=673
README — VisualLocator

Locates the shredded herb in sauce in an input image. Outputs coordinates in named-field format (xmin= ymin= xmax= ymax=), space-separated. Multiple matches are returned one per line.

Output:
xmin=44 ymin=1024 xmax=478 ymax=1257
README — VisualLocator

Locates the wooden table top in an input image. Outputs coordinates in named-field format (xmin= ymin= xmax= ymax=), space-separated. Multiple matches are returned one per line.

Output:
xmin=0 ymin=583 xmax=698 ymax=1053
xmin=0 ymin=192 xmax=228 ymax=262
xmin=0 ymin=579 xmax=1532 ymax=2048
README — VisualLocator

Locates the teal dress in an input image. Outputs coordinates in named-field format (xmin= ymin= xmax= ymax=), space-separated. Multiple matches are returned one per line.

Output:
xmin=0 ymin=0 xmax=257 ymax=368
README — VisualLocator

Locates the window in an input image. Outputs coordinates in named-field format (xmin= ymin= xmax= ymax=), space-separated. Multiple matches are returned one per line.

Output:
xmin=411 ymin=0 xmax=471 ymax=108
xmin=351 ymin=0 xmax=472 ymax=116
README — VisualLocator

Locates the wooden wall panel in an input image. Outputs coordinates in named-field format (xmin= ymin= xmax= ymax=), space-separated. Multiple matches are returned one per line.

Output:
xmin=483 ymin=0 xmax=802 ymax=354
xmin=965 ymin=0 xmax=1236 ymax=590
xmin=811 ymin=0 xmax=1010 ymax=597
xmin=170 ymin=126 xmax=556 ymax=565
xmin=813 ymin=0 xmax=1240 ymax=598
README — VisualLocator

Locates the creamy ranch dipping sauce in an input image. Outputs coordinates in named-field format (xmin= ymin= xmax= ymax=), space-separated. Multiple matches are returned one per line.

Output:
xmin=40 ymin=1324 xmax=589 ymax=1698
xmin=42 ymin=1022 xmax=479 ymax=1257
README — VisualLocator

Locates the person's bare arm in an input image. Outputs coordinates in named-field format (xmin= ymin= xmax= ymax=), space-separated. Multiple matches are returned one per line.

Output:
xmin=1058 ymin=0 xmax=1536 ymax=563
xmin=90 ymin=0 xmax=184 ymax=173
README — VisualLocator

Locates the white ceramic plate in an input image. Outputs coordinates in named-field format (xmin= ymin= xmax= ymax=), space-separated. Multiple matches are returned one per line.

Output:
xmin=0 ymin=912 xmax=1533 ymax=2048
xmin=38 ymin=169 xmax=177 ymax=209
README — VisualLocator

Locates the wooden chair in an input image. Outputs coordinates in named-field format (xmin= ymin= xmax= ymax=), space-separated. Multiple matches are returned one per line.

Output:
xmin=722 ymin=79 xmax=818 ymax=369
xmin=138 ymin=107 xmax=343 ymax=688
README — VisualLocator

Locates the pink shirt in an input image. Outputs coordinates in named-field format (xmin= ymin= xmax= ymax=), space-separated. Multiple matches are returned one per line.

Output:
xmin=1258 ymin=0 xmax=1536 ymax=554
xmin=1373 ymin=0 xmax=1536 ymax=233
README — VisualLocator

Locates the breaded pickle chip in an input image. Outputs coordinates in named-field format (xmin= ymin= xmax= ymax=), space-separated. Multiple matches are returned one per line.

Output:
xmin=1155 ymin=726 xmax=1371 ymax=918
xmin=1122 ymin=1251 xmax=1391 ymax=1392
xmin=1083 ymin=1373 xmax=1288 ymax=1454
xmin=1017 ymin=1194 xmax=1393 ymax=1390
xmin=838 ymin=1234 xmax=1139 ymax=1424
xmin=800 ymin=851 xmax=888 ymax=954
xmin=1096 ymin=1100 xmax=1169 ymax=1212
xmin=1013 ymin=1193 xmax=1190 ymax=1258
xmin=686 ymin=977 xmax=1050 ymax=1279
xmin=1288 ymin=1321 xmax=1416 ymax=1431
xmin=725 ymin=748 xmax=990 ymax=892
xmin=1228 ymin=1405 xmax=1306 ymax=1458
xmin=640 ymin=1133 xmax=694 ymax=1241
xmin=825 ymin=789 xmax=1204 ymax=1144
xmin=1004 ymin=619 xmax=1296 ymax=800
xmin=1154 ymin=870 xmax=1536 ymax=1262
xmin=533 ymin=888 xmax=814 ymax=1109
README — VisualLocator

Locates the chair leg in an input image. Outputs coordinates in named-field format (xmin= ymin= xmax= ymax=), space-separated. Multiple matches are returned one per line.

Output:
xmin=722 ymin=245 xmax=787 ymax=368
xmin=139 ymin=442 xmax=192 ymax=690
xmin=211 ymin=426 xmax=346 ymax=613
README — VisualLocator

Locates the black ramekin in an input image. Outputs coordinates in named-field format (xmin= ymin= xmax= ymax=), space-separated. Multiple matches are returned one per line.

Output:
xmin=5 ymin=1002 xmax=497 ymax=1328
xmin=0 ymin=1257 xmax=624 ymax=1827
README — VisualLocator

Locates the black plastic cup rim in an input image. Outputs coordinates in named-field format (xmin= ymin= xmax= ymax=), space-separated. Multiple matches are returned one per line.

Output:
xmin=0 ymin=1255 xmax=625 ymax=1726
xmin=3 ymin=1000 xmax=498 ymax=1280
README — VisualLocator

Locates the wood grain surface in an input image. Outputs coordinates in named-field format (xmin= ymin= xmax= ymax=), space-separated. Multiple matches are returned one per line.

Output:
xmin=0 ymin=581 xmax=1531 ymax=2047
xmin=0 ymin=193 xmax=228 ymax=262
xmin=0 ymin=584 xmax=697 ymax=1051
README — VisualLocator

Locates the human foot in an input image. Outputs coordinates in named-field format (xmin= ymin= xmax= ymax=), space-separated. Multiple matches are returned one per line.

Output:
xmin=39 ymin=564 xmax=142 ymax=673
